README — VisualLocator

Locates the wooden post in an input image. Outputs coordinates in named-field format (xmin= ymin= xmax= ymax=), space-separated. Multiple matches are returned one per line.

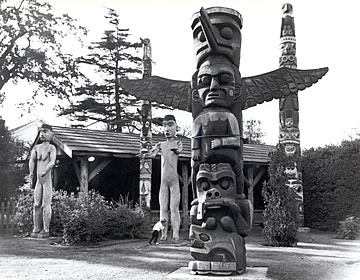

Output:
xmin=181 ymin=162 xmax=189 ymax=230
xmin=248 ymin=166 xmax=254 ymax=207
xmin=80 ymin=157 xmax=88 ymax=193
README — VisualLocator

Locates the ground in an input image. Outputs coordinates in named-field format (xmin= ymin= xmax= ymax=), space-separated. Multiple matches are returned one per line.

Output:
xmin=0 ymin=227 xmax=359 ymax=280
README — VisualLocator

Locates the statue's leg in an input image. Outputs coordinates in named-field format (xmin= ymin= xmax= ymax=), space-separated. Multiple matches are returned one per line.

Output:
xmin=41 ymin=180 xmax=53 ymax=234
xmin=159 ymin=184 xmax=169 ymax=240
xmin=32 ymin=182 xmax=43 ymax=235
xmin=169 ymin=182 xmax=181 ymax=242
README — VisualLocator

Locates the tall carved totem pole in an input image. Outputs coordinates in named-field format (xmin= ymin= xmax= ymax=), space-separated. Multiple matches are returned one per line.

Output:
xmin=139 ymin=39 xmax=153 ymax=210
xmin=188 ymin=7 xmax=252 ymax=275
xmin=278 ymin=4 xmax=304 ymax=226
xmin=120 ymin=5 xmax=328 ymax=276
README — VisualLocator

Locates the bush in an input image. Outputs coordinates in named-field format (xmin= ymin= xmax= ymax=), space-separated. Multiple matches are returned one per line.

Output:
xmin=12 ymin=187 xmax=147 ymax=244
xmin=262 ymin=148 xmax=298 ymax=246
xmin=302 ymin=139 xmax=360 ymax=231
xmin=11 ymin=184 xmax=34 ymax=236
xmin=337 ymin=216 xmax=360 ymax=240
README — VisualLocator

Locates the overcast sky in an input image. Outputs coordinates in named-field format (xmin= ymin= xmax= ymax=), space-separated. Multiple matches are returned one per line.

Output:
xmin=1 ymin=0 xmax=359 ymax=149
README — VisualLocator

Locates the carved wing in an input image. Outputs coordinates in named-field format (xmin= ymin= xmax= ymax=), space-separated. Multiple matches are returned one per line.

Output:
xmin=242 ymin=67 xmax=329 ymax=109
xmin=121 ymin=76 xmax=191 ymax=111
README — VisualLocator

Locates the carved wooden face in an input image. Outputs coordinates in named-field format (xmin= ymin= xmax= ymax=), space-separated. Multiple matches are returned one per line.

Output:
xmin=197 ymin=56 xmax=235 ymax=108
xmin=284 ymin=165 xmax=298 ymax=179
xmin=196 ymin=163 xmax=237 ymax=206
xmin=280 ymin=42 xmax=296 ymax=56
xmin=39 ymin=127 xmax=53 ymax=142
xmin=163 ymin=120 xmax=177 ymax=138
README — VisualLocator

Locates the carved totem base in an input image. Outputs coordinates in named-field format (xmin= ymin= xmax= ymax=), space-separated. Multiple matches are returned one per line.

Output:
xmin=188 ymin=163 xmax=249 ymax=275
xmin=189 ymin=225 xmax=246 ymax=275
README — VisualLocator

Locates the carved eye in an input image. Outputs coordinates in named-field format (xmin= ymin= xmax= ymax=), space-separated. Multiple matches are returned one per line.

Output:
xmin=198 ymin=31 xmax=206 ymax=42
xmin=220 ymin=27 xmax=233 ymax=39
xmin=200 ymin=180 xmax=210 ymax=191
xmin=199 ymin=75 xmax=211 ymax=86
xmin=219 ymin=73 xmax=233 ymax=85
xmin=219 ymin=178 xmax=230 ymax=190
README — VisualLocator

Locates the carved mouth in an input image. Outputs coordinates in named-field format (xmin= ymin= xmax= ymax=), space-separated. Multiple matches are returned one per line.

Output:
xmin=206 ymin=92 xmax=224 ymax=102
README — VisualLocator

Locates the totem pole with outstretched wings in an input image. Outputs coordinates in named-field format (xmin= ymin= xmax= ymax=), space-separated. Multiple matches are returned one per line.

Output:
xmin=121 ymin=6 xmax=328 ymax=276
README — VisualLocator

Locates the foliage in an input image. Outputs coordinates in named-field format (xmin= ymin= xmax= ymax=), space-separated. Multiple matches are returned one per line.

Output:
xmin=0 ymin=0 xmax=86 ymax=106
xmin=262 ymin=147 xmax=298 ymax=246
xmin=243 ymin=119 xmax=265 ymax=144
xmin=11 ymin=183 xmax=33 ymax=235
xmin=59 ymin=8 xmax=143 ymax=132
xmin=302 ymin=139 xmax=360 ymax=231
xmin=336 ymin=216 xmax=360 ymax=240
xmin=12 ymin=187 xmax=148 ymax=244
xmin=0 ymin=117 xmax=28 ymax=201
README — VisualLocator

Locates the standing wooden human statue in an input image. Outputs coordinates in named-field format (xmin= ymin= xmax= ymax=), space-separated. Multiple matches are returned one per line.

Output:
xmin=151 ymin=115 xmax=183 ymax=242
xmin=119 ymin=5 xmax=328 ymax=276
xmin=29 ymin=124 xmax=56 ymax=238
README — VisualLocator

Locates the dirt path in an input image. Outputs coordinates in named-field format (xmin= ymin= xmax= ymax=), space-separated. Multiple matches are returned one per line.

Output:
xmin=0 ymin=228 xmax=359 ymax=280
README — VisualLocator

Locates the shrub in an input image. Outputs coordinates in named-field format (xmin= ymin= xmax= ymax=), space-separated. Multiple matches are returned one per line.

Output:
xmin=337 ymin=216 xmax=360 ymax=240
xmin=302 ymin=139 xmax=360 ymax=231
xmin=103 ymin=197 xmax=148 ymax=240
xmin=262 ymin=148 xmax=298 ymax=246
xmin=12 ymin=187 xmax=147 ymax=244
xmin=11 ymin=184 xmax=34 ymax=236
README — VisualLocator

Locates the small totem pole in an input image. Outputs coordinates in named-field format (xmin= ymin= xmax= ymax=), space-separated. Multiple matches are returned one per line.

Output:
xmin=139 ymin=39 xmax=153 ymax=210
xmin=278 ymin=4 xmax=304 ymax=226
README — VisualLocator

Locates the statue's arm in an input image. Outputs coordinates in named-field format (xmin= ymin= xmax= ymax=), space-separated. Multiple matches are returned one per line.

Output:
xmin=29 ymin=148 xmax=37 ymax=182
xmin=172 ymin=140 xmax=183 ymax=155
xmin=150 ymin=142 xmax=161 ymax=157
xmin=41 ymin=145 xmax=56 ymax=177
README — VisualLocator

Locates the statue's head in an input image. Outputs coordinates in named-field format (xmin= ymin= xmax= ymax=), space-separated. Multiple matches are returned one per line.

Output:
xmin=163 ymin=114 xmax=177 ymax=139
xmin=38 ymin=124 xmax=53 ymax=142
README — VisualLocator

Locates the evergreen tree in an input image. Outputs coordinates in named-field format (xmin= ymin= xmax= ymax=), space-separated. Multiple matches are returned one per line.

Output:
xmin=0 ymin=0 xmax=86 ymax=105
xmin=262 ymin=147 xmax=299 ymax=246
xmin=60 ymin=8 xmax=143 ymax=132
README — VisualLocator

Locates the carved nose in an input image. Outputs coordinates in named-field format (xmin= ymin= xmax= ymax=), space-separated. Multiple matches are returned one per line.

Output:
xmin=210 ymin=77 xmax=219 ymax=90
xmin=206 ymin=188 xmax=221 ymax=199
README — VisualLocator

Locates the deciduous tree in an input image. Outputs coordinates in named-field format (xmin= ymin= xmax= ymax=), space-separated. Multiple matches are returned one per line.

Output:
xmin=0 ymin=0 xmax=87 ymax=105
xmin=243 ymin=119 xmax=265 ymax=144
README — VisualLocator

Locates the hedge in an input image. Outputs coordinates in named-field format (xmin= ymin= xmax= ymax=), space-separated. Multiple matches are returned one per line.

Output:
xmin=302 ymin=139 xmax=360 ymax=231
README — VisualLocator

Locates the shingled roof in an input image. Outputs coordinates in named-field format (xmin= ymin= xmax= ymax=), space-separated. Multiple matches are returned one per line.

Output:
xmin=41 ymin=126 xmax=274 ymax=164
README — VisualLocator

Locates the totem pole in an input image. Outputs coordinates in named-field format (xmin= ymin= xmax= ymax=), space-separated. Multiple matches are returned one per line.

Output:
xmin=278 ymin=4 xmax=304 ymax=226
xmin=120 ymin=5 xmax=328 ymax=276
xmin=139 ymin=39 xmax=153 ymax=209
xmin=188 ymin=7 xmax=252 ymax=275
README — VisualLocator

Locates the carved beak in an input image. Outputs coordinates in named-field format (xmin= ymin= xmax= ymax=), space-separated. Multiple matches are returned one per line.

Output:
xmin=199 ymin=7 xmax=220 ymax=54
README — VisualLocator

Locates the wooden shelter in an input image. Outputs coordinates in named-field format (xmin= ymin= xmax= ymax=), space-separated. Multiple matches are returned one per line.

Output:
xmin=32 ymin=126 xmax=274 ymax=225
